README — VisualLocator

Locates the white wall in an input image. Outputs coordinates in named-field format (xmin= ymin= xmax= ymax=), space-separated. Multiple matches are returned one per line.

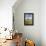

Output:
xmin=0 ymin=0 xmax=16 ymax=29
xmin=13 ymin=0 xmax=41 ymax=46
xmin=40 ymin=0 xmax=46 ymax=46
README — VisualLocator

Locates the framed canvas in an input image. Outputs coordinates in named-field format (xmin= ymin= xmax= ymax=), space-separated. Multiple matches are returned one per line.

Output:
xmin=24 ymin=13 xmax=34 ymax=25
xmin=13 ymin=13 xmax=15 ymax=31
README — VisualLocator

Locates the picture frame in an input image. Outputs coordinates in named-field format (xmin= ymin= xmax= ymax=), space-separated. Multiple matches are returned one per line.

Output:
xmin=13 ymin=13 xmax=15 ymax=31
xmin=24 ymin=13 xmax=34 ymax=25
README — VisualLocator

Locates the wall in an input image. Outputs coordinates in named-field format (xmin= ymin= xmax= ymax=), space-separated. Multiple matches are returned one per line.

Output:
xmin=13 ymin=0 xmax=41 ymax=46
xmin=40 ymin=0 xmax=46 ymax=46
xmin=0 ymin=0 xmax=16 ymax=30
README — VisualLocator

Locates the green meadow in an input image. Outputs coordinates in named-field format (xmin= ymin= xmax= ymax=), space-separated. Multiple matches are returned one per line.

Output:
xmin=24 ymin=19 xmax=32 ymax=24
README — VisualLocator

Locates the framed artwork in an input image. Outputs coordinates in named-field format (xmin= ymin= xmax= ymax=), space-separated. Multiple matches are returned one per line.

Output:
xmin=13 ymin=13 xmax=15 ymax=31
xmin=24 ymin=13 xmax=34 ymax=25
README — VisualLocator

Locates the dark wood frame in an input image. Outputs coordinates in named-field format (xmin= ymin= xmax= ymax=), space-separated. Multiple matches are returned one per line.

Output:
xmin=24 ymin=13 xmax=34 ymax=25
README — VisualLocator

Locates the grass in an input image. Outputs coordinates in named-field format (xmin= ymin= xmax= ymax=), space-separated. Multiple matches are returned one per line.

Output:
xmin=24 ymin=19 xmax=32 ymax=25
